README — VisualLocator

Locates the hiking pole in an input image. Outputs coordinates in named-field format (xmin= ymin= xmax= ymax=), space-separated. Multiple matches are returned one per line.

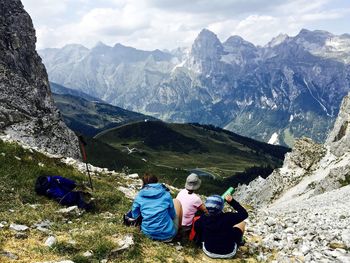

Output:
xmin=78 ymin=135 xmax=93 ymax=191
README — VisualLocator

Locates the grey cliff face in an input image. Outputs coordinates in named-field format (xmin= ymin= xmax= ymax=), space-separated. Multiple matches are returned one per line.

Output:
xmin=326 ymin=92 xmax=350 ymax=156
xmin=0 ymin=0 xmax=79 ymax=158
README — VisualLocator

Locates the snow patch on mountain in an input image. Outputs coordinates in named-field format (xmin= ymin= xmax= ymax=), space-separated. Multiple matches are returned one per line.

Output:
xmin=268 ymin=132 xmax=279 ymax=145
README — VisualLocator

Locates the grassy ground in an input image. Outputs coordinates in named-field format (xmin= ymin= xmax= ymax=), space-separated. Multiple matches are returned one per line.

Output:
xmin=0 ymin=140 xmax=265 ymax=263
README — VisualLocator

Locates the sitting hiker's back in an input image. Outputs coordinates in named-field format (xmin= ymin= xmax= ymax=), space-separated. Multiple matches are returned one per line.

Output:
xmin=194 ymin=194 xmax=248 ymax=259
xmin=176 ymin=173 xmax=207 ymax=231
xmin=131 ymin=173 xmax=182 ymax=241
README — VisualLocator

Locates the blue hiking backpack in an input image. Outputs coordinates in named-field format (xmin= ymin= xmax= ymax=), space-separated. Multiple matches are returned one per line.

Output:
xmin=35 ymin=175 xmax=93 ymax=210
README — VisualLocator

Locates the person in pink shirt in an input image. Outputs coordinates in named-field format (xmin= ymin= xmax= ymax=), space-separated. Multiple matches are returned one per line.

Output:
xmin=176 ymin=173 xmax=208 ymax=232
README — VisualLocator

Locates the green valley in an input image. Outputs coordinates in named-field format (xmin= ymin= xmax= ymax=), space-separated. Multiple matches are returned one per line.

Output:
xmin=84 ymin=121 xmax=290 ymax=194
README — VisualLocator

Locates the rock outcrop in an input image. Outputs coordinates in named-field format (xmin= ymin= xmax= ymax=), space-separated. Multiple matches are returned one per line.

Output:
xmin=326 ymin=93 xmax=350 ymax=156
xmin=0 ymin=0 xmax=79 ymax=158
xmin=234 ymin=92 xmax=350 ymax=262
xmin=235 ymin=137 xmax=326 ymax=207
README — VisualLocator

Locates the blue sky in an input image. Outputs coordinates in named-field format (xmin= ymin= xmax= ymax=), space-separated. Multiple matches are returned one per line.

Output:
xmin=22 ymin=0 xmax=350 ymax=50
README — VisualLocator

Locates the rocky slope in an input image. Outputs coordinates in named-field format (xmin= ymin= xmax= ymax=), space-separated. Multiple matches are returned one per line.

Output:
xmin=0 ymin=0 xmax=79 ymax=158
xmin=40 ymin=29 xmax=350 ymax=146
xmin=235 ymin=92 xmax=350 ymax=262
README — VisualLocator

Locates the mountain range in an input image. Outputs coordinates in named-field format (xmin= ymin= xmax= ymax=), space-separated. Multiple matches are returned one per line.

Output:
xmin=39 ymin=29 xmax=350 ymax=146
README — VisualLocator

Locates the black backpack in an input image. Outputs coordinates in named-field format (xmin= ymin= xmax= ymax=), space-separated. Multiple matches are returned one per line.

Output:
xmin=123 ymin=210 xmax=142 ymax=227
xmin=35 ymin=176 xmax=50 ymax=195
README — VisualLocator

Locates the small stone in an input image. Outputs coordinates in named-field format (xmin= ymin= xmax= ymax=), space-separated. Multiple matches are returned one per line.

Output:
xmin=266 ymin=217 xmax=276 ymax=227
xmin=313 ymin=251 xmax=322 ymax=259
xmin=284 ymin=227 xmax=294 ymax=234
xmin=15 ymin=232 xmax=28 ymax=239
xmin=341 ymin=229 xmax=350 ymax=247
xmin=102 ymin=212 xmax=114 ymax=219
xmin=329 ymin=242 xmax=347 ymax=249
xmin=0 ymin=152 xmax=5 ymax=156
xmin=83 ymin=251 xmax=93 ymax=257
xmin=34 ymin=220 xmax=52 ymax=229
xmin=257 ymin=252 xmax=267 ymax=261
xmin=128 ymin=173 xmax=139 ymax=179
xmin=117 ymin=186 xmax=137 ymax=199
xmin=0 ymin=251 xmax=19 ymax=260
xmin=175 ymin=245 xmax=183 ymax=251
xmin=110 ymin=234 xmax=134 ymax=256
xmin=37 ymin=226 xmax=50 ymax=233
xmin=29 ymin=204 xmax=40 ymax=209
xmin=9 ymin=223 xmax=29 ymax=231
xmin=100 ymin=260 xmax=108 ymax=263
xmin=57 ymin=206 xmax=80 ymax=215
xmin=14 ymin=156 xmax=21 ymax=161
xmin=301 ymin=245 xmax=310 ymax=255
xmin=38 ymin=162 xmax=45 ymax=167
xmin=45 ymin=236 xmax=57 ymax=247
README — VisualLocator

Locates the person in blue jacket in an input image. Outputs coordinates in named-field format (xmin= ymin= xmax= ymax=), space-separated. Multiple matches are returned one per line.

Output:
xmin=131 ymin=173 xmax=183 ymax=241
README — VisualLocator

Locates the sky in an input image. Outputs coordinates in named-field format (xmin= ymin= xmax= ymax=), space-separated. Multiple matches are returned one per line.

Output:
xmin=22 ymin=0 xmax=350 ymax=51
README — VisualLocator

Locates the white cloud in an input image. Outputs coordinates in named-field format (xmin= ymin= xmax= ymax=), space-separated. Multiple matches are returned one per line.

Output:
xmin=22 ymin=0 xmax=350 ymax=50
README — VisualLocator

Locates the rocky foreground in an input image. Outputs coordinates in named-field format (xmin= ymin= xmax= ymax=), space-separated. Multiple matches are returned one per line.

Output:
xmin=235 ymin=93 xmax=350 ymax=262
xmin=247 ymin=185 xmax=350 ymax=262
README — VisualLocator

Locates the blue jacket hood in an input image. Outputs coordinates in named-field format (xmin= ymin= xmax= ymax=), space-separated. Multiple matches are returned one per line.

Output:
xmin=139 ymin=183 xmax=167 ymax=198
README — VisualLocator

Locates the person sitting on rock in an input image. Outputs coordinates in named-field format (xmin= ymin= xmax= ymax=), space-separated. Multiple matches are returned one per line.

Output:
xmin=194 ymin=194 xmax=248 ymax=259
xmin=176 ymin=173 xmax=207 ymax=233
xmin=131 ymin=173 xmax=183 ymax=242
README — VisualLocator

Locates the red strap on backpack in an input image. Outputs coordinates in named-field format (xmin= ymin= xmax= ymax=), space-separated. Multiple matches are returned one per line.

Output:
xmin=189 ymin=216 xmax=200 ymax=241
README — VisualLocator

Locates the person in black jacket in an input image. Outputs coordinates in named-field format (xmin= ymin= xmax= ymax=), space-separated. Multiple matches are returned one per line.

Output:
xmin=194 ymin=194 xmax=248 ymax=259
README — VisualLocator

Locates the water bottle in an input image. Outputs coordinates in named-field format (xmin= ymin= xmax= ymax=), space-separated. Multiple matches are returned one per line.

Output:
xmin=221 ymin=187 xmax=235 ymax=200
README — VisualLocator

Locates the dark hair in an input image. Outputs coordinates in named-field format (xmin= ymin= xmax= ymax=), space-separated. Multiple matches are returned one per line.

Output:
xmin=142 ymin=173 xmax=158 ymax=187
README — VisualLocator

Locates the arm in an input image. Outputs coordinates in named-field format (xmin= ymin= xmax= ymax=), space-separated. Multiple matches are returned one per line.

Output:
xmin=168 ymin=194 xmax=176 ymax=220
xmin=225 ymin=195 xmax=248 ymax=224
xmin=193 ymin=194 xmax=208 ymax=215
xmin=198 ymin=204 xmax=208 ymax=215
xmin=131 ymin=197 xmax=141 ymax=219
xmin=194 ymin=216 xmax=203 ymax=240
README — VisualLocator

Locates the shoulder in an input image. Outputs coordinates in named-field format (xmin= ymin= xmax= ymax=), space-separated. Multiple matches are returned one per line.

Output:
xmin=176 ymin=189 xmax=186 ymax=198
xmin=222 ymin=212 xmax=237 ymax=220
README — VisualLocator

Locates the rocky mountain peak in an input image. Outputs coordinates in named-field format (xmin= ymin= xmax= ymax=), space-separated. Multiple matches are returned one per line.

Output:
xmin=94 ymin=41 xmax=109 ymax=48
xmin=0 ymin=0 xmax=79 ymax=158
xmin=224 ymin=35 xmax=255 ymax=48
xmin=265 ymin=33 xmax=289 ymax=48
xmin=191 ymin=29 xmax=223 ymax=58
xmin=294 ymin=28 xmax=333 ymax=46
xmin=189 ymin=28 xmax=224 ymax=72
